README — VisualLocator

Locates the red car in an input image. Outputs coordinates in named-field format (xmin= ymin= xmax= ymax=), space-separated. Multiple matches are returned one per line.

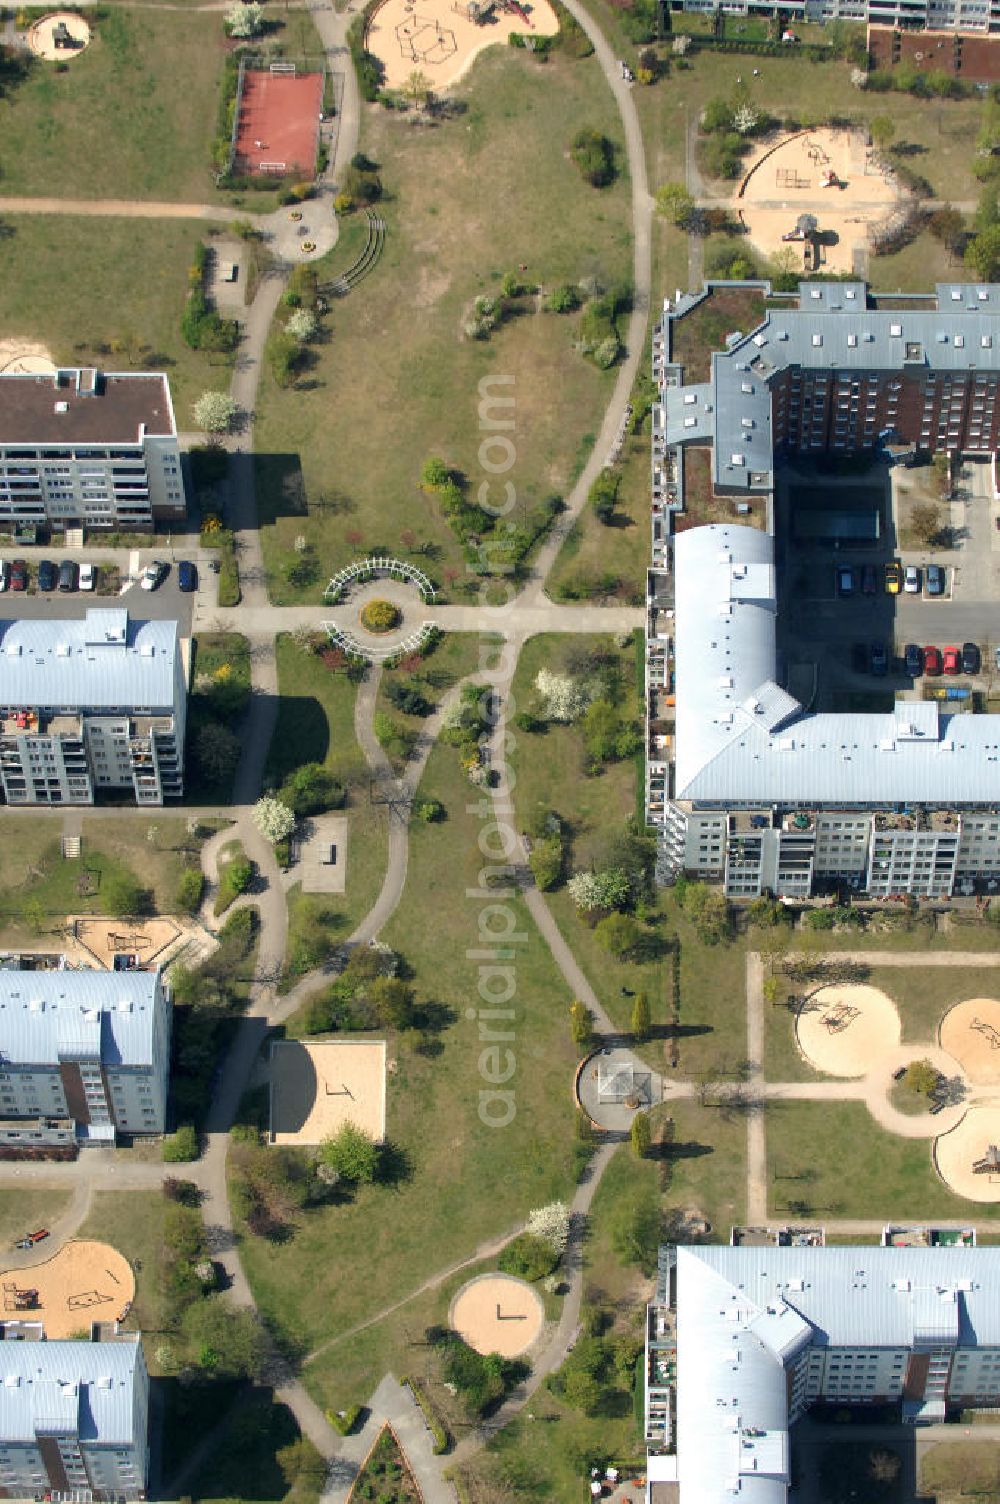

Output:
xmin=943 ymin=646 xmax=961 ymax=676
xmin=9 ymin=560 xmax=27 ymax=592
xmin=923 ymin=646 xmax=942 ymax=677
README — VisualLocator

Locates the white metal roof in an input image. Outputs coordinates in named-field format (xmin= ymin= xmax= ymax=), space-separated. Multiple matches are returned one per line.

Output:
xmin=0 ymin=1335 xmax=144 ymax=1446
xmin=0 ymin=610 xmax=179 ymax=713
xmin=0 ymin=968 xmax=165 ymax=1068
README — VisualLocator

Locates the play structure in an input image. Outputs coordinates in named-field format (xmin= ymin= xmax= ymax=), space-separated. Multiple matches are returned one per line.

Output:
xmin=27 ymin=11 xmax=91 ymax=60
xmin=795 ymin=983 xmax=901 ymax=1078
xmin=735 ymin=127 xmax=903 ymax=276
xmin=366 ymin=0 xmax=558 ymax=91
xmin=0 ymin=1240 xmax=134 ymax=1338
xmin=940 ymin=998 xmax=1000 ymax=1087
xmin=73 ymin=914 xmax=181 ymax=972
xmin=449 ymin=1273 xmax=545 ymax=1359
xmin=269 ymin=1039 xmax=386 ymax=1146
xmin=935 ymin=1108 xmax=1000 ymax=1202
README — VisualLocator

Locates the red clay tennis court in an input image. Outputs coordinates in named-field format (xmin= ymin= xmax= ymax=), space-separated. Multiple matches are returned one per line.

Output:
xmin=234 ymin=65 xmax=324 ymax=177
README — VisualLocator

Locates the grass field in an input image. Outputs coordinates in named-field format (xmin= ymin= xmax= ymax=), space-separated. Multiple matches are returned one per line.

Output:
xmin=77 ymin=1191 xmax=170 ymax=1339
xmin=0 ymin=1191 xmax=70 ymax=1251
xmin=767 ymin=1100 xmax=1000 ymax=1222
xmin=372 ymin=634 xmax=485 ymax=775
xmin=0 ymin=216 xmax=232 ymax=418
xmin=547 ymin=428 xmax=651 ymax=603
xmin=0 ymin=10 xmax=225 ymax=201
xmin=241 ymin=738 xmax=580 ymax=1413
xmin=255 ymin=45 xmax=631 ymax=601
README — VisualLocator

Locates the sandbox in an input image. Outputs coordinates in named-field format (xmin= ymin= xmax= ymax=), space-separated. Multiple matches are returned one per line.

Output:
xmin=1 ymin=1239 xmax=134 ymax=1337
xmin=367 ymin=0 xmax=558 ymax=93
xmin=449 ymin=1272 xmax=544 ymax=1358
xmin=934 ymin=1107 xmax=1000 ymax=1203
xmin=795 ymin=983 xmax=901 ymax=1078
xmin=735 ymin=127 xmax=904 ymax=277
xmin=72 ymin=915 xmax=181 ymax=972
xmin=269 ymin=1039 xmax=386 ymax=1146
xmin=0 ymin=340 xmax=55 ymax=376
xmin=27 ymin=12 xmax=91 ymax=61
xmin=940 ymin=998 xmax=1000 ymax=1087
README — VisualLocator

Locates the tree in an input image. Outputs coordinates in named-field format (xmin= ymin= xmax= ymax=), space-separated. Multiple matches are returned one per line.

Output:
xmin=527 ymin=1201 xmax=570 ymax=1255
xmin=279 ymin=762 xmax=343 ymax=817
xmin=679 ymin=882 xmax=730 ymax=944
xmin=609 ymin=1194 xmax=660 ymax=1273
xmin=570 ymin=128 xmax=615 ymax=188
xmin=319 ymin=1122 xmax=380 ymax=1183
xmin=595 ymin=911 xmax=644 ymax=961
xmin=370 ymin=976 xmax=415 ymax=1030
xmin=529 ymin=837 xmax=562 ymax=891
xmin=569 ymin=1000 xmax=594 ymax=1050
xmin=285 ymin=308 xmax=318 ymax=342
xmin=910 ymin=503 xmax=941 ymax=547
xmin=181 ymin=1300 xmax=267 ymax=1379
xmin=869 ymin=115 xmax=896 ymax=150
xmin=966 ymin=224 xmax=1000 ymax=281
xmin=176 ymin=867 xmax=204 ymax=915
xmin=567 ymin=868 xmax=632 ymax=913
xmin=655 ymin=181 xmax=695 ymax=227
xmin=104 ymin=870 xmax=149 ymax=919
xmin=631 ymin=991 xmax=651 ymax=1042
xmin=163 ymin=1125 xmax=199 ymax=1163
xmin=498 ymin=1232 xmax=558 ymax=1280
xmin=562 ymin=1367 xmax=602 ymax=1415
xmin=225 ymin=1 xmax=264 ymax=36
xmin=421 ymin=456 xmax=451 ymax=490
xmin=975 ymin=184 xmax=1000 ymax=235
xmin=630 ymin=1109 xmax=651 ymax=1159
xmin=534 ymin=667 xmax=590 ymax=723
xmin=192 ymin=391 xmax=238 ymax=434
xmin=195 ymin=721 xmax=241 ymax=786
xmin=253 ymin=795 xmax=295 ymax=844
xmin=402 ymin=68 xmax=432 ymax=106
xmin=928 ymin=205 xmax=966 ymax=258
xmin=903 ymin=1058 xmax=939 ymax=1097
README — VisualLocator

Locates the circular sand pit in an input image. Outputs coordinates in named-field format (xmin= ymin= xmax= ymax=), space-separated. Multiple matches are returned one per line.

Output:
xmin=368 ymin=0 xmax=558 ymax=93
xmin=0 ymin=1239 xmax=134 ymax=1337
xmin=27 ymin=11 xmax=91 ymax=61
xmin=0 ymin=341 xmax=56 ymax=376
xmin=935 ymin=1107 xmax=1000 ymax=1203
xmin=940 ymin=999 xmax=1000 ymax=1087
xmin=795 ymin=983 xmax=901 ymax=1078
xmin=449 ymin=1272 xmax=544 ymax=1358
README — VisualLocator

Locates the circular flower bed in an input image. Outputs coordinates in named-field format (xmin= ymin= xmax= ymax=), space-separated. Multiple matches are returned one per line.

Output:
xmin=360 ymin=599 xmax=401 ymax=634
xmin=301 ymin=241 xmax=316 ymax=253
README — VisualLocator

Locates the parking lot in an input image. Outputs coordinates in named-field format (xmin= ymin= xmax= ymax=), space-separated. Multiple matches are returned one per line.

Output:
xmin=0 ymin=546 xmax=204 ymax=636
xmin=775 ymin=459 xmax=1000 ymax=711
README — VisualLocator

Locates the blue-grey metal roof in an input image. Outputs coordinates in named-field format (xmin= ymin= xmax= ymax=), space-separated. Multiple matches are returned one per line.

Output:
xmin=673 ymin=524 xmax=1000 ymax=805
xmin=0 ymin=969 xmax=164 ymax=1068
xmin=0 ymin=1336 xmax=143 ymax=1445
xmin=675 ymin=1245 xmax=1000 ymax=1503
xmin=0 ymin=610 xmax=179 ymax=712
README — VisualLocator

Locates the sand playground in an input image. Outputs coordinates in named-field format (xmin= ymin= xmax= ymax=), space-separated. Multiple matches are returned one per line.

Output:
xmin=735 ymin=128 xmax=904 ymax=276
xmin=795 ymin=983 xmax=901 ymax=1078
xmin=0 ymin=340 xmax=56 ymax=376
xmin=939 ymin=998 xmax=1000 ymax=1088
xmin=1 ymin=1240 xmax=134 ymax=1337
xmin=935 ymin=1107 xmax=1000 ymax=1204
xmin=269 ymin=1039 xmax=386 ymax=1146
xmin=449 ymin=1273 xmax=544 ymax=1358
xmin=27 ymin=11 xmax=91 ymax=61
xmin=367 ymin=0 xmax=558 ymax=92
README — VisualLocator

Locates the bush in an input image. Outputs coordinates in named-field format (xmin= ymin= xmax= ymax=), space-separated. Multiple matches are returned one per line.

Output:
xmin=589 ymin=469 xmax=619 ymax=525
xmin=360 ymin=599 xmax=401 ymax=633
xmin=214 ymin=852 xmax=253 ymax=917
xmin=529 ymin=835 xmax=563 ymax=891
xmin=498 ymin=1231 xmax=559 ymax=1281
xmin=266 ymin=329 xmax=304 ymax=388
xmin=319 ymin=1122 xmax=380 ymax=1183
xmin=163 ymin=1125 xmax=199 ymax=1163
xmin=279 ymin=762 xmax=344 ymax=817
xmin=217 ymin=548 xmax=241 ymax=607
xmin=547 ymin=283 xmax=582 ymax=313
xmin=176 ymin=867 xmax=205 ymax=915
xmin=570 ymin=128 xmax=615 ymax=187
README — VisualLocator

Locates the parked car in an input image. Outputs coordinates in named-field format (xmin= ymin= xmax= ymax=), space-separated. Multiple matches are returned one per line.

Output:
xmin=177 ymin=560 xmax=197 ymax=593
xmin=963 ymin=641 xmax=981 ymax=675
xmin=926 ymin=564 xmax=945 ymax=597
xmin=851 ymin=642 xmax=867 ymax=674
xmin=837 ymin=564 xmax=855 ymax=598
xmin=924 ymin=645 xmax=943 ymax=677
xmin=870 ymin=640 xmax=888 ymax=676
xmin=9 ymin=560 xmax=27 ymax=593
xmin=0 ymin=561 xmax=9 ymax=593
xmin=860 ymin=564 xmax=877 ymax=595
xmin=884 ymin=561 xmax=902 ymax=594
xmin=78 ymin=562 xmax=96 ymax=592
xmin=57 ymin=560 xmax=77 ymax=592
xmin=36 ymin=560 xmax=56 ymax=592
xmin=140 ymin=559 xmax=167 ymax=591
xmin=943 ymin=645 xmax=961 ymax=675
xmin=904 ymin=643 xmax=924 ymax=677
xmin=903 ymin=564 xmax=921 ymax=594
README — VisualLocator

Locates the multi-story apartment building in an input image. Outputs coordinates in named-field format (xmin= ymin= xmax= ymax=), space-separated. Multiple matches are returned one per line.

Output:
xmin=0 ymin=1334 xmax=148 ymax=1501
xmin=648 ymin=282 xmax=1000 ymax=900
xmin=649 ymin=1245 xmax=1000 ymax=1503
xmin=0 ymin=368 xmax=184 ymax=532
xmin=0 ymin=968 xmax=170 ymax=1147
xmin=0 ymin=609 xmax=185 ymax=806
xmin=672 ymin=0 xmax=999 ymax=34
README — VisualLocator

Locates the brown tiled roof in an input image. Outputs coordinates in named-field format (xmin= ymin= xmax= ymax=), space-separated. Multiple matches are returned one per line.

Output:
xmin=0 ymin=371 xmax=174 ymax=445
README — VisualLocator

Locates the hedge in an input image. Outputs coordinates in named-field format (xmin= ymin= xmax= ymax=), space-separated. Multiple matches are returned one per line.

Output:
xmin=401 ymin=1377 xmax=450 ymax=1454
xmin=326 ymin=1404 xmax=361 ymax=1435
xmin=218 ymin=549 xmax=241 ymax=608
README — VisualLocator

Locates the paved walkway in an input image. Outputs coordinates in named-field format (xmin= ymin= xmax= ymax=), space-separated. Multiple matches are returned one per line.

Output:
xmin=323 ymin=1375 xmax=455 ymax=1504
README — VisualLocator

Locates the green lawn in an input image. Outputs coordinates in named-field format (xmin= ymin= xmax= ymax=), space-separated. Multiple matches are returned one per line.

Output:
xmin=77 ymin=1191 xmax=170 ymax=1340
xmin=241 ymin=738 xmax=580 ymax=1414
xmin=0 ymin=1191 xmax=70 ymax=1250
xmin=254 ymin=45 xmax=631 ymax=601
xmin=373 ymin=633 xmax=486 ymax=775
xmin=0 ymin=10 xmax=225 ymax=200
xmin=663 ymin=1098 xmax=747 ymax=1236
xmin=0 ymin=216 xmax=233 ymax=419
xmin=767 ymin=1100 xmax=1000 ymax=1222
xmin=547 ymin=427 xmax=652 ymax=604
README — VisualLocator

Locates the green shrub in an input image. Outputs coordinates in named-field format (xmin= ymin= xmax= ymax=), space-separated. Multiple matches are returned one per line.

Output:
xmin=589 ymin=470 xmax=620 ymax=524
xmin=570 ymin=128 xmax=615 ymax=187
xmin=360 ymin=599 xmax=401 ymax=633
xmin=163 ymin=1125 xmax=199 ymax=1163
xmin=176 ymin=867 xmax=205 ymax=915
xmin=499 ymin=1232 xmax=559 ymax=1281
xmin=214 ymin=852 xmax=253 ymax=916
xmin=326 ymin=1405 xmax=362 ymax=1435
xmin=529 ymin=836 xmax=562 ymax=891
xmin=279 ymin=762 xmax=344 ymax=817
xmin=218 ymin=549 xmax=241 ymax=607
xmin=547 ymin=283 xmax=582 ymax=313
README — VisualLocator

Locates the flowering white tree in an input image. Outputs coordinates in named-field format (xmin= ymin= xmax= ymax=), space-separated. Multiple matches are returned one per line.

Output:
xmin=567 ymin=868 xmax=632 ymax=912
xmin=226 ymin=1 xmax=264 ymax=37
xmin=850 ymin=66 xmax=868 ymax=89
xmin=192 ymin=391 xmax=238 ymax=434
xmin=286 ymin=308 xmax=318 ymax=342
xmin=672 ymin=33 xmax=690 ymax=54
xmin=528 ymin=1201 xmax=570 ymax=1255
xmin=733 ymin=103 xmax=759 ymax=134
xmin=253 ymin=795 xmax=295 ymax=844
xmin=535 ymin=668 xmax=591 ymax=723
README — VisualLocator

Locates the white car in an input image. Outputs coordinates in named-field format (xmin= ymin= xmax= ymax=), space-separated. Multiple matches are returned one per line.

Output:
xmin=78 ymin=563 xmax=95 ymax=592
xmin=903 ymin=564 xmax=921 ymax=594
xmin=140 ymin=560 xmax=167 ymax=591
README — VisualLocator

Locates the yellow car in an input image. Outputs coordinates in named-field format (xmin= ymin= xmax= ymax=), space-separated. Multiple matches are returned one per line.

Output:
xmin=884 ymin=561 xmax=902 ymax=595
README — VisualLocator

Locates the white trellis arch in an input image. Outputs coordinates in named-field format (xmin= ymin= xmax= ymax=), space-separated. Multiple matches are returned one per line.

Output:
xmin=321 ymin=620 xmax=440 ymax=664
xmin=323 ymin=556 xmax=435 ymax=603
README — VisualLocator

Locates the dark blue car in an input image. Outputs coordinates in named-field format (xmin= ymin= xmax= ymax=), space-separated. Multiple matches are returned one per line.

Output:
xmin=37 ymin=560 xmax=56 ymax=592
xmin=177 ymin=560 xmax=198 ymax=593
